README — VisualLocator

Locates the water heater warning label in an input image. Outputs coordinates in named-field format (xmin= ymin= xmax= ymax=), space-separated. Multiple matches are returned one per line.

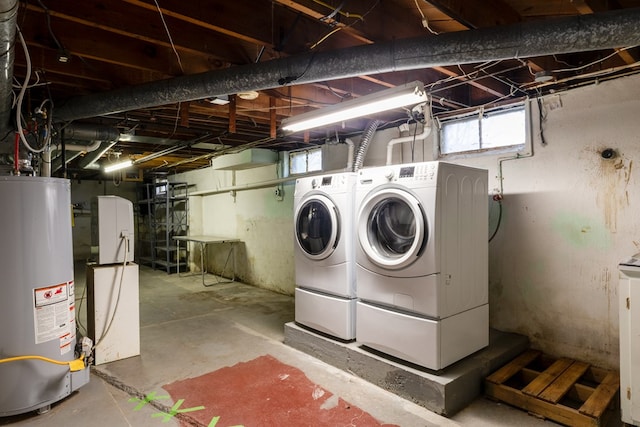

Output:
xmin=33 ymin=281 xmax=76 ymax=355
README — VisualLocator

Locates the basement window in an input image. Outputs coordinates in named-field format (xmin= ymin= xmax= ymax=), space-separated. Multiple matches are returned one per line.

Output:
xmin=437 ymin=102 xmax=529 ymax=157
xmin=289 ymin=147 xmax=322 ymax=175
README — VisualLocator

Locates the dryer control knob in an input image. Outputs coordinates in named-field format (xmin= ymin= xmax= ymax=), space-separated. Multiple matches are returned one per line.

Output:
xmin=385 ymin=170 xmax=395 ymax=180
xmin=311 ymin=179 xmax=318 ymax=188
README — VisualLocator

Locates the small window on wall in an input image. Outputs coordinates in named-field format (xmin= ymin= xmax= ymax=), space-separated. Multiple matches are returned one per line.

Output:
xmin=438 ymin=102 xmax=528 ymax=157
xmin=289 ymin=147 xmax=322 ymax=175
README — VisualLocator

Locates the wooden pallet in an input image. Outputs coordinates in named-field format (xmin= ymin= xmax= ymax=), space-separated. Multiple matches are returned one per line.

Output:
xmin=485 ymin=349 xmax=620 ymax=427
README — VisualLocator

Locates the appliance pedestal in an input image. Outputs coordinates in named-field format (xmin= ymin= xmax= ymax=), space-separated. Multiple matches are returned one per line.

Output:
xmin=356 ymin=302 xmax=489 ymax=371
xmin=295 ymin=287 xmax=356 ymax=341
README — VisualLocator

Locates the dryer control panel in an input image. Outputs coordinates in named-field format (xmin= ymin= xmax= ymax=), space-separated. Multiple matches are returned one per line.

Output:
xmin=394 ymin=162 xmax=438 ymax=182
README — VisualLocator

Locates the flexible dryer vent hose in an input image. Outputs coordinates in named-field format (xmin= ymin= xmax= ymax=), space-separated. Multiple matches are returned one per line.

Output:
xmin=353 ymin=120 xmax=381 ymax=172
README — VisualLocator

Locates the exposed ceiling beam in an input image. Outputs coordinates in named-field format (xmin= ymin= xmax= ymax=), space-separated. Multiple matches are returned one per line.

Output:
xmin=120 ymin=0 xmax=273 ymax=47
xmin=571 ymin=0 xmax=637 ymax=65
xmin=423 ymin=0 xmax=521 ymax=28
xmin=276 ymin=0 xmax=510 ymax=98
xmin=272 ymin=0 xmax=373 ymax=45
xmin=570 ymin=0 xmax=619 ymax=14
xmin=424 ymin=0 xmax=543 ymax=73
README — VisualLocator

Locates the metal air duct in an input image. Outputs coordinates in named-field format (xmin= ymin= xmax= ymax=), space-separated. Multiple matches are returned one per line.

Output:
xmin=0 ymin=0 xmax=17 ymax=132
xmin=54 ymin=8 xmax=640 ymax=122
xmin=51 ymin=124 xmax=120 ymax=172
xmin=62 ymin=123 xmax=120 ymax=142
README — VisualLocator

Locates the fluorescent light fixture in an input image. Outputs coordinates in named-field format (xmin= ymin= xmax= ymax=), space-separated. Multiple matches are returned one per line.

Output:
xmin=281 ymin=81 xmax=427 ymax=133
xmin=104 ymin=159 xmax=133 ymax=173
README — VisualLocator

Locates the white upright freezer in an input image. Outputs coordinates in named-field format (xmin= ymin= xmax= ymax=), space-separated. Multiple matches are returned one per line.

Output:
xmin=619 ymin=255 xmax=640 ymax=426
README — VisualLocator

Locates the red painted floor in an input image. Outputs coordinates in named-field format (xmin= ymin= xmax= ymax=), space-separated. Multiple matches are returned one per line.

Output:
xmin=164 ymin=354 xmax=399 ymax=427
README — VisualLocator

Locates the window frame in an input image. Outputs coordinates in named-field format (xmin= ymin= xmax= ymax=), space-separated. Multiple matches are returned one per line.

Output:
xmin=288 ymin=146 xmax=323 ymax=175
xmin=435 ymin=100 xmax=532 ymax=159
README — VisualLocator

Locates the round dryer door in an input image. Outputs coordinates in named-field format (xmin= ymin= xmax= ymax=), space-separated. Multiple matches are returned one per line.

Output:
xmin=295 ymin=195 xmax=340 ymax=260
xmin=358 ymin=188 xmax=426 ymax=270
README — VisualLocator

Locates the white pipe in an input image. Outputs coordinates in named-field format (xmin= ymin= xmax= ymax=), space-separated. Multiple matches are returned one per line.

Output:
xmin=385 ymin=122 xmax=432 ymax=165
xmin=63 ymin=140 xmax=102 ymax=153
xmin=190 ymin=176 xmax=296 ymax=197
xmin=41 ymin=145 xmax=51 ymax=177
xmin=189 ymin=169 xmax=333 ymax=197
xmin=345 ymin=138 xmax=355 ymax=171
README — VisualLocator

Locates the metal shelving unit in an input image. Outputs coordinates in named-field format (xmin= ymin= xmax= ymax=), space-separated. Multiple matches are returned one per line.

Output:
xmin=136 ymin=181 xmax=189 ymax=273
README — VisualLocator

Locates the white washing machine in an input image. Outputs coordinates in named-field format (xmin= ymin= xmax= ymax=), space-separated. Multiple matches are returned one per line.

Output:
xmin=293 ymin=172 xmax=357 ymax=340
xmin=355 ymin=161 xmax=489 ymax=370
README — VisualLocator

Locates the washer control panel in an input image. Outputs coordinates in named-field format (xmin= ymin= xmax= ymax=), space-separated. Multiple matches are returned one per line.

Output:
xmin=311 ymin=174 xmax=350 ymax=190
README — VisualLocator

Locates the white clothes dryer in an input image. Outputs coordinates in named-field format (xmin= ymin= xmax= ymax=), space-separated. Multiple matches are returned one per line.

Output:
xmin=355 ymin=161 xmax=489 ymax=370
xmin=293 ymin=172 xmax=357 ymax=340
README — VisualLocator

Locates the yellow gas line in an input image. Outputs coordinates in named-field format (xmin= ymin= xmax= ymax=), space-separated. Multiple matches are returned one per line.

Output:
xmin=0 ymin=355 xmax=85 ymax=372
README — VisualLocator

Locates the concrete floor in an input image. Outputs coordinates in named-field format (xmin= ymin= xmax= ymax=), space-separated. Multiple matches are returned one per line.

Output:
xmin=1 ymin=263 xmax=565 ymax=426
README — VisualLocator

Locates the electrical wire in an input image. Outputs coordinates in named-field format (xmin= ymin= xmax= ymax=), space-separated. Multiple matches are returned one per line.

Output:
xmin=278 ymin=51 xmax=318 ymax=85
xmin=12 ymin=70 xmax=43 ymax=91
xmin=323 ymin=82 xmax=351 ymax=99
xmin=152 ymin=0 xmax=184 ymax=74
xmin=93 ymin=236 xmax=129 ymax=350
xmin=309 ymin=27 xmax=342 ymax=50
xmin=312 ymin=0 xmax=364 ymax=22
xmin=319 ymin=0 xmax=345 ymax=24
xmin=37 ymin=0 xmax=67 ymax=56
xmin=552 ymin=54 xmax=574 ymax=68
xmin=11 ymin=34 xmax=52 ymax=158
xmin=489 ymin=199 xmax=502 ymax=242
xmin=308 ymin=0 xmax=380 ymax=50
xmin=551 ymin=46 xmax=634 ymax=73
xmin=15 ymin=26 xmax=49 ymax=154
xmin=168 ymin=102 xmax=181 ymax=137
xmin=428 ymin=63 xmax=525 ymax=95
xmin=76 ymin=276 xmax=88 ymax=336
xmin=409 ymin=113 xmax=421 ymax=162
xmin=536 ymin=95 xmax=547 ymax=146
xmin=413 ymin=0 xmax=438 ymax=34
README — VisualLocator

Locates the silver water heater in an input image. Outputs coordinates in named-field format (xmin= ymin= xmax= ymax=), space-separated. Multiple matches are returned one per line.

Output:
xmin=0 ymin=176 xmax=90 ymax=416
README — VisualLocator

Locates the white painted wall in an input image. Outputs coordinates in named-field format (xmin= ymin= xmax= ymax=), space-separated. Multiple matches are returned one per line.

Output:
xmin=173 ymin=162 xmax=295 ymax=295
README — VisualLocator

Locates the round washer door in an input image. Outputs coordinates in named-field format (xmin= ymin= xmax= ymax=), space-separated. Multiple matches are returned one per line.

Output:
xmin=295 ymin=194 xmax=340 ymax=260
xmin=358 ymin=188 xmax=427 ymax=270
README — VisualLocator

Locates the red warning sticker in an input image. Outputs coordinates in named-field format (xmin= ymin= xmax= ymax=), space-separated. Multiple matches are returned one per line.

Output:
xmin=35 ymin=283 xmax=68 ymax=307
xmin=33 ymin=281 xmax=75 ymax=354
